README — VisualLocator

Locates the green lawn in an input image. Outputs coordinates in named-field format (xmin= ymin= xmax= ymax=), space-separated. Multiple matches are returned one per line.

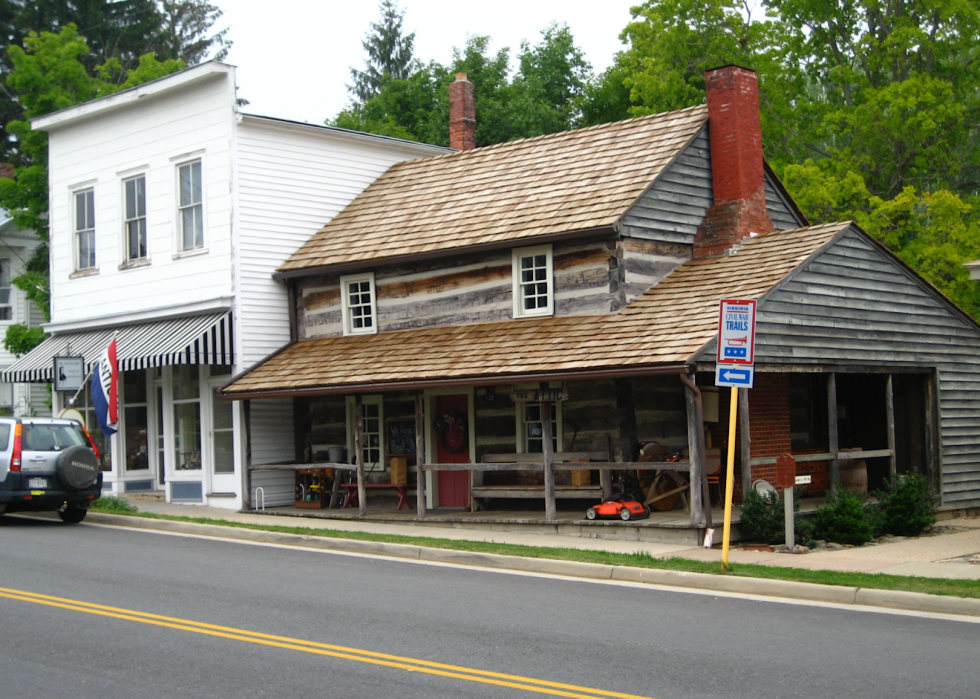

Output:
xmin=89 ymin=503 xmax=980 ymax=600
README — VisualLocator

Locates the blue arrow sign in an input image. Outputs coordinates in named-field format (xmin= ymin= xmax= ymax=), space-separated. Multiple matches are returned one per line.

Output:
xmin=715 ymin=365 xmax=755 ymax=388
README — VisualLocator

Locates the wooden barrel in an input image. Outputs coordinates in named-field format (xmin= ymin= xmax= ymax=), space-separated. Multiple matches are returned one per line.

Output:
xmin=839 ymin=459 xmax=868 ymax=493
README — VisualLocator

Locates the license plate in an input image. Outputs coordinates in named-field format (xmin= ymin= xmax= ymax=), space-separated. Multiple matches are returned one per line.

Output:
xmin=28 ymin=478 xmax=48 ymax=489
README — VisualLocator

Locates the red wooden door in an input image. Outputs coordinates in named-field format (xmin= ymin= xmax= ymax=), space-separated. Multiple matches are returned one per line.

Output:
xmin=434 ymin=394 xmax=470 ymax=508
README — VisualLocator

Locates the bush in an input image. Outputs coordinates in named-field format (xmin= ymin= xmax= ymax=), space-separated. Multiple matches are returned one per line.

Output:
xmin=874 ymin=473 xmax=939 ymax=537
xmin=91 ymin=495 xmax=137 ymax=514
xmin=810 ymin=485 xmax=873 ymax=545
xmin=739 ymin=487 xmax=810 ymax=545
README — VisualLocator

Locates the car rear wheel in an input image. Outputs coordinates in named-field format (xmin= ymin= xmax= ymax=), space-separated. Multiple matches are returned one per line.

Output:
xmin=58 ymin=505 xmax=87 ymax=524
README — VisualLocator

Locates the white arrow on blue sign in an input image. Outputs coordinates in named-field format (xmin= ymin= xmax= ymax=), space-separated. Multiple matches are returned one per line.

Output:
xmin=715 ymin=364 xmax=755 ymax=388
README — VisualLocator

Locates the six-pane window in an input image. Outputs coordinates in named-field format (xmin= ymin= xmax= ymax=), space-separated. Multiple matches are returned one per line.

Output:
xmin=0 ymin=258 xmax=10 ymax=320
xmin=341 ymin=273 xmax=377 ymax=335
xmin=124 ymin=175 xmax=147 ymax=260
xmin=75 ymin=189 xmax=96 ymax=270
xmin=178 ymin=160 xmax=203 ymax=250
xmin=513 ymin=245 xmax=553 ymax=317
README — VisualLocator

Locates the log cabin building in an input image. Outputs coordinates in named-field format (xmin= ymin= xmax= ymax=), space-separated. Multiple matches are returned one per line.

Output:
xmin=220 ymin=66 xmax=980 ymax=529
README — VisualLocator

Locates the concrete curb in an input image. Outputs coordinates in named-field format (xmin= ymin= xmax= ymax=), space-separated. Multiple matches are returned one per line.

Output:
xmin=84 ymin=512 xmax=980 ymax=618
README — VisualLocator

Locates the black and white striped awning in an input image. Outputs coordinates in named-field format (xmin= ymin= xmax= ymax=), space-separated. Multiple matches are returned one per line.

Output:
xmin=1 ymin=311 xmax=234 ymax=383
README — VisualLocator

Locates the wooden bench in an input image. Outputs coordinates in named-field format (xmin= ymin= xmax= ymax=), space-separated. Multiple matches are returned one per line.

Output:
xmin=469 ymin=452 xmax=606 ymax=511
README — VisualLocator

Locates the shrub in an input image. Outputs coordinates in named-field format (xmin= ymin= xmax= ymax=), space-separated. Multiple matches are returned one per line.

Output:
xmin=91 ymin=495 xmax=137 ymax=514
xmin=810 ymin=485 xmax=873 ymax=545
xmin=739 ymin=487 xmax=810 ymax=545
xmin=874 ymin=473 xmax=939 ymax=537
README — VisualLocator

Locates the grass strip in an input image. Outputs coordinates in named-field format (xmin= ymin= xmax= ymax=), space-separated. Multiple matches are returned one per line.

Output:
xmin=89 ymin=506 xmax=980 ymax=600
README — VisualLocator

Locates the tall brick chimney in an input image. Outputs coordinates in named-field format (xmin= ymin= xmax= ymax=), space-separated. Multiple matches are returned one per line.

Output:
xmin=693 ymin=65 xmax=772 ymax=258
xmin=449 ymin=72 xmax=476 ymax=151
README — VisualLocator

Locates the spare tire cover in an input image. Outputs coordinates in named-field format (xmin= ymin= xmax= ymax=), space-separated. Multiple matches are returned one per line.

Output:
xmin=56 ymin=445 xmax=100 ymax=490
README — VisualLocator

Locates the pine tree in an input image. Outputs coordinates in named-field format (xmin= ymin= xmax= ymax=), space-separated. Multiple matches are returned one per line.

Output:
xmin=348 ymin=0 xmax=415 ymax=105
xmin=155 ymin=0 xmax=232 ymax=65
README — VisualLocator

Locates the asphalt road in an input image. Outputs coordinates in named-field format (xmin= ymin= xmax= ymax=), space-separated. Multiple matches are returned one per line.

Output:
xmin=0 ymin=515 xmax=977 ymax=699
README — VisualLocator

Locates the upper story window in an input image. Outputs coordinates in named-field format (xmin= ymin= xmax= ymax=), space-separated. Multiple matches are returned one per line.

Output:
xmin=178 ymin=159 xmax=203 ymax=251
xmin=0 ymin=258 xmax=11 ymax=320
xmin=340 ymin=272 xmax=377 ymax=336
xmin=74 ymin=188 xmax=96 ymax=271
xmin=124 ymin=175 xmax=147 ymax=261
xmin=512 ymin=245 xmax=553 ymax=317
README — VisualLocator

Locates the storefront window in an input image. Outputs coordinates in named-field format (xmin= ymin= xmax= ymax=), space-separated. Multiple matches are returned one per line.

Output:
xmin=173 ymin=365 xmax=201 ymax=470
xmin=212 ymin=385 xmax=234 ymax=474
xmin=123 ymin=369 xmax=148 ymax=471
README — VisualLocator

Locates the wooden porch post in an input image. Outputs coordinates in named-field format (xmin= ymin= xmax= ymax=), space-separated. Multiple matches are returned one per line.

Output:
xmin=924 ymin=369 xmax=940 ymax=487
xmin=354 ymin=395 xmax=367 ymax=516
xmin=683 ymin=375 xmax=705 ymax=527
xmin=242 ymin=399 xmax=252 ymax=510
xmin=828 ymin=373 xmax=839 ymax=494
xmin=601 ymin=436 xmax=614 ymax=500
xmin=415 ymin=390 xmax=427 ymax=518
xmin=885 ymin=375 xmax=897 ymax=477
xmin=739 ymin=387 xmax=751 ymax=503
xmin=540 ymin=383 xmax=557 ymax=523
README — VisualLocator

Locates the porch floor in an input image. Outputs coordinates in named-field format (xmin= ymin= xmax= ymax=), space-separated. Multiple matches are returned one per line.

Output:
xmin=249 ymin=498 xmax=827 ymax=546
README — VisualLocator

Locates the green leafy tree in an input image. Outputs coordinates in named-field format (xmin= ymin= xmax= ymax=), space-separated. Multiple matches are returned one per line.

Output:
xmin=348 ymin=0 xmax=416 ymax=105
xmin=0 ymin=24 xmax=182 ymax=354
xmin=155 ymin=0 xmax=231 ymax=64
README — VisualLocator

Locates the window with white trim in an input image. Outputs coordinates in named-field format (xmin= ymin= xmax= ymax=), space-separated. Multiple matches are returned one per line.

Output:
xmin=512 ymin=245 xmax=553 ymax=317
xmin=124 ymin=175 xmax=147 ymax=261
xmin=177 ymin=159 xmax=203 ymax=250
xmin=0 ymin=258 xmax=11 ymax=320
xmin=340 ymin=272 xmax=377 ymax=336
xmin=347 ymin=396 xmax=384 ymax=471
xmin=75 ymin=188 xmax=96 ymax=270
xmin=519 ymin=401 xmax=562 ymax=454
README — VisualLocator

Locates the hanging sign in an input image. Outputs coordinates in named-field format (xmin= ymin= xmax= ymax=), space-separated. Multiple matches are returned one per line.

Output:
xmin=53 ymin=356 xmax=85 ymax=392
xmin=717 ymin=299 xmax=757 ymax=365
xmin=509 ymin=389 xmax=568 ymax=403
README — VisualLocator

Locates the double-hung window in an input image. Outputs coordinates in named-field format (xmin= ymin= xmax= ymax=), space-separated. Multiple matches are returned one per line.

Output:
xmin=340 ymin=272 xmax=377 ymax=336
xmin=75 ymin=189 xmax=96 ymax=270
xmin=512 ymin=245 xmax=553 ymax=317
xmin=520 ymin=401 xmax=561 ymax=454
xmin=0 ymin=259 xmax=11 ymax=320
xmin=178 ymin=159 xmax=203 ymax=250
xmin=124 ymin=175 xmax=147 ymax=261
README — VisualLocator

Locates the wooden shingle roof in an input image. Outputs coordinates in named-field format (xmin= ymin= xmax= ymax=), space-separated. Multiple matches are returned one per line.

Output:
xmin=225 ymin=223 xmax=851 ymax=397
xmin=278 ymin=106 xmax=709 ymax=272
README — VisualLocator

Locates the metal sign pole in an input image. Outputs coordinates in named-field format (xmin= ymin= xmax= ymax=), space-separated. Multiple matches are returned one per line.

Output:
xmin=721 ymin=386 xmax=739 ymax=570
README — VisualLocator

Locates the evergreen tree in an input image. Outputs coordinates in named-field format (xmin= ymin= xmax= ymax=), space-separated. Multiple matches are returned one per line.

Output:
xmin=348 ymin=0 xmax=415 ymax=105
xmin=155 ymin=0 xmax=231 ymax=65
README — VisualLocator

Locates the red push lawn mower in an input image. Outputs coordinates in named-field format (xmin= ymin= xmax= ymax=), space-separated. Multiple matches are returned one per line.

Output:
xmin=585 ymin=471 xmax=650 ymax=521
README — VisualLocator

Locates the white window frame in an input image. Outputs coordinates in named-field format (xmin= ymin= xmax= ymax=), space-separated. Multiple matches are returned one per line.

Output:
xmin=340 ymin=272 xmax=378 ymax=336
xmin=0 ymin=258 xmax=12 ymax=321
xmin=74 ymin=187 xmax=97 ymax=271
xmin=345 ymin=395 xmax=385 ymax=472
xmin=122 ymin=173 xmax=148 ymax=263
xmin=512 ymin=244 xmax=554 ymax=318
xmin=176 ymin=157 xmax=204 ymax=252
xmin=514 ymin=383 xmax=563 ymax=454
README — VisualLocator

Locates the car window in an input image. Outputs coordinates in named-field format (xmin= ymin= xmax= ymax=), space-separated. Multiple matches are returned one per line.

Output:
xmin=22 ymin=424 xmax=88 ymax=451
xmin=0 ymin=424 xmax=10 ymax=450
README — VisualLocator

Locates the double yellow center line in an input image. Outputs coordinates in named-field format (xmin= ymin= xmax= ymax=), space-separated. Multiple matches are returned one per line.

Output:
xmin=0 ymin=586 xmax=656 ymax=699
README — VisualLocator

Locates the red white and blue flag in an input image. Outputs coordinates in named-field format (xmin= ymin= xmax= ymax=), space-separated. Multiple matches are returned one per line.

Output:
xmin=91 ymin=338 xmax=118 ymax=435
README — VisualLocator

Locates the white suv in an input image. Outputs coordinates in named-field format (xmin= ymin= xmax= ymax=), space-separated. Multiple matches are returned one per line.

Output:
xmin=0 ymin=417 xmax=103 ymax=523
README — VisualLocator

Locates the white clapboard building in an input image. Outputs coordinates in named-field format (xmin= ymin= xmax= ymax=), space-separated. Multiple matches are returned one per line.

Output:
xmin=2 ymin=62 xmax=447 ymax=508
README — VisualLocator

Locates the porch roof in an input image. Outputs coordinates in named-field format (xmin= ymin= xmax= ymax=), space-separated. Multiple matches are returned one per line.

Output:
xmin=221 ymin=222 xmax=851 ymax=399
xmin=277 ymin=106 xmax=709 ymax=275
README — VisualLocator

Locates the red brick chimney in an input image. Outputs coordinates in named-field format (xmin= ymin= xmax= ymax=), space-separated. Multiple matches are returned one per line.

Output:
xmin=449 ymin=72 xmax=476 ymax=151
xmin=693 ymin=65 xmax=772 ymax=258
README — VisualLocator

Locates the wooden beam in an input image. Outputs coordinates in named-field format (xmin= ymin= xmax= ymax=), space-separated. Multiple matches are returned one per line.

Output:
xmin=828 ymin=373 xmax=839 ymax=494
xmin=540 ymin=383 xmax=556 ymax=522
xmin=419 ymin=461 xmax=692 ymax=472
xmin=683 ymin=375 xmax=705 ymax=527
xmin=601 ymin=437 xmax=614 ymax=500
xmin=885 ymin=375 xmax=897 ymax=477
xmin=416 ymin=390 xmax=426 ymax=518
xmin=924 ymin=369 xmax=941 ymax=490
xmin=354 ymin=395 xmax=366 ymax=516
xmin=482 ymin=452 xmax=607 ymax=463
xmin=749 ymin=450 xmax=892 ymax=467
xmin=739 ymin=386 xmax=751 ymax=507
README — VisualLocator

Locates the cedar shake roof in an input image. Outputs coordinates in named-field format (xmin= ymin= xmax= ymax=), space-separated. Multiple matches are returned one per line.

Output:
xmin=224 ymin=222 xmax=851 ymax=397
xmin=278 ymin=106 xmax=709 ymax=272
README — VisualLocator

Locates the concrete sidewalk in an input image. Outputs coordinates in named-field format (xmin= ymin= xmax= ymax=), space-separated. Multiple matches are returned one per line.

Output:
xmin=125 ymin=496 xmax=980 ymax=581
